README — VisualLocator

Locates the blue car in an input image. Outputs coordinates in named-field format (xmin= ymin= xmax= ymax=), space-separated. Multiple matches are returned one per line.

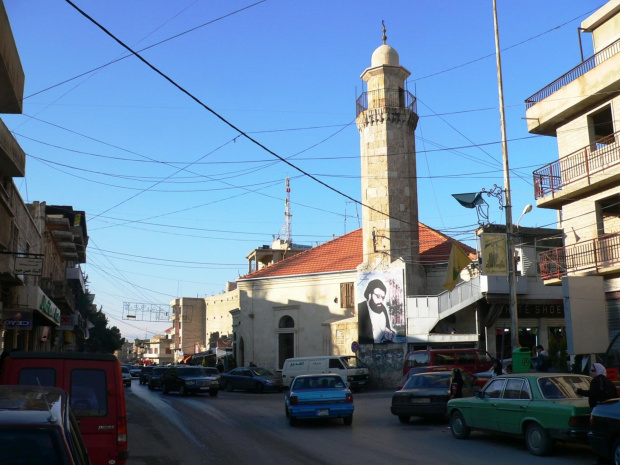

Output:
xmin=285 ymin=374 xmax=354 ymax=426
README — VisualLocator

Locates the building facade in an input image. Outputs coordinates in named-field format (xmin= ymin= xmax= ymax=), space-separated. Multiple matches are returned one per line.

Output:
xmin=526 ymin=0 xmax=620 ymax=355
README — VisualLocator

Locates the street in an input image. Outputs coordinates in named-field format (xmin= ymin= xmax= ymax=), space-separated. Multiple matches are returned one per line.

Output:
xmin=124 ymin=381 xmax=597 ymax=465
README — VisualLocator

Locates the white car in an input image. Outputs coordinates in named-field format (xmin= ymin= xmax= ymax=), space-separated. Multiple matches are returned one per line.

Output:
xmin=121 ymin=366 xmax=131 ymax=387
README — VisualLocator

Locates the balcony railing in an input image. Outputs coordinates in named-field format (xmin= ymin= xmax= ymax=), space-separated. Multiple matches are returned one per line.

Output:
xmin=533 ymin=130 xmax=620 ymax=199
xmin=525 ymin=38 xmax=620 ymax=109
xmin=356 ymin=88 xmax=416 ymax=117
xmin=539 ymin=232 xmax=620 ymax=280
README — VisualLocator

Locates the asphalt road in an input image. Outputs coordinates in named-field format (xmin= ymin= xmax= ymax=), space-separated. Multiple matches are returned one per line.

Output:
xmin=124 ymin=380 xmax=598 ymax=465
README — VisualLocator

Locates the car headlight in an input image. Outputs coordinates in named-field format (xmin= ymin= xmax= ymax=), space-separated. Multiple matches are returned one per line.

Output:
xmin=186 ymin=381 xmax=196 ymax=385
xmin=264 ymin=380 xmax=273 ymax=384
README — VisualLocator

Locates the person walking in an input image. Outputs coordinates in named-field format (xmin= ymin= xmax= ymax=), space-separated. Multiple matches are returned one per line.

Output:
xmin=575 ymin=363 xmax=618 ymax=408
xmin=535 ymin=345 xmax=550 ymax=372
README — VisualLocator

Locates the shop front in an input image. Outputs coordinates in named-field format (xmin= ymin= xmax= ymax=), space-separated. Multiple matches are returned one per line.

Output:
xmin=2 ymin=285 xmax=61 ymax=352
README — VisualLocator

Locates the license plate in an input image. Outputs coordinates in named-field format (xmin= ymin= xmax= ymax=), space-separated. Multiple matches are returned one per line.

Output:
xmin=410 ymin=397 xmax=430 ymax=404
xmin=358 ymin=381 xmax=365 ymax=384
xmin=200 ymin=387 xmax=208 ymax=390
xmin=316 ymin=409 xmax=329 ymax=416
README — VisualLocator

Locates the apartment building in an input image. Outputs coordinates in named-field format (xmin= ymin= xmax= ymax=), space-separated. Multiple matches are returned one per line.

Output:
xmin=526 ymin=0 xmax=620 ymax=353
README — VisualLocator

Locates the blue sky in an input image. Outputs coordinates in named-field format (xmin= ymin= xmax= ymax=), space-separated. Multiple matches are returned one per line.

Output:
xmin=2 ymin=0 xmax=604 ymax=341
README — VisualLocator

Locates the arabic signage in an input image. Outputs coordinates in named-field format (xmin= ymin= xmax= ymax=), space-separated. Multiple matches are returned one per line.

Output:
xmin=16 ymin=286 xmax=61 ymax=326
xmin=14 ymin=257 xmax=43 ymax=276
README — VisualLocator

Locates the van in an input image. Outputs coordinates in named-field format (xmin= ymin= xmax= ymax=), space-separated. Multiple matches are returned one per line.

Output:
xmin=403 ymin=348 xmax=494 ymax=376
xmin=282 ymin=355 xmax=370 ymax=389
xmin=0 ymin=351 xmax=129 ymax=465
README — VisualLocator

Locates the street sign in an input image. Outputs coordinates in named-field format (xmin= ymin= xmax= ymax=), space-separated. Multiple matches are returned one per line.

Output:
xmin=351 ymin=341 xmax=359 ymax=353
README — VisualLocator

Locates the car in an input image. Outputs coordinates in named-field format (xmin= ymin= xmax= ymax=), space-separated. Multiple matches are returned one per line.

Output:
xmin=403 ymin=348 xmax=494 ymax=376
xmin=1 ymin=351 xmax=129 ymax=465
xmin=447 ymin=373 xmax=592 ymax=456
xmin=139 ymin=366 xmax=154 ymax=385
xmin=147 ymin=367 xmax=169 ymax=390
xmin=391 ymin=370 xmax=479 ymax=423
xmin=201 ymin=367 xmax=221 ymax=387
xmin=121 ymin=366 xmax=132 ymax=387
xmin=129 ymin=366 xmax=142 ymax=378
xmin=285 ymin=374 xmax=354 ymax=426
xmin=588 ymin=398 xmax=620 ymax=463
xmin=0 ymin=385 xmax=91 ymax=464
xmin=220 ymin=367 xmax=283 ymax=393
xmin=160 ymin=366 xmax=219 ymax=397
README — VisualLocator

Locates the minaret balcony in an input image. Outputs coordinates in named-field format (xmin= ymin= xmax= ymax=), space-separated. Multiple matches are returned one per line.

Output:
xmin=356 ymin=88 xmax=416 ymax=117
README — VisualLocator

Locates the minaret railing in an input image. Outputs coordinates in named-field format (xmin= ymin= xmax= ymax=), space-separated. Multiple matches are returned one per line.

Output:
xmin=356 ymin=89 xmax=416 ymax=117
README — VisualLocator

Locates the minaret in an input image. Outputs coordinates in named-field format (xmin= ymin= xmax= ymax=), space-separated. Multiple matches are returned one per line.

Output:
xmin=356 ymin=24 xmax=423 ymax=294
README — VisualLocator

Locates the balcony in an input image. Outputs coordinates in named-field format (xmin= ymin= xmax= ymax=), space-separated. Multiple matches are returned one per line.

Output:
xmin=0 ymin=119 xmax=25 ymax=177
xmin=525 ymin=38 xmax=620 ymax=135
xmin=0 ymin=1 xmax=24 ymax=114
xmin=539 ymin=232 xmax=620 ymax=282
xmin=532 ymin=131 xmax=620 ymax=208
xmin=356 ymin=88 xmax=417 ymax=117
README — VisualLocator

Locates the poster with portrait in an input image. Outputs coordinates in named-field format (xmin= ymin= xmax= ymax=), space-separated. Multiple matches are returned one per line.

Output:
xmin=481 ymin=233 xmax=508 ymax=276
xmin=356 ymin=269 xmax=405 ymax=344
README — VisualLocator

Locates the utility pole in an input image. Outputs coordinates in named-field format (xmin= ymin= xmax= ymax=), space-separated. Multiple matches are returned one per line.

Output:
xmin=493 ymin=0 xmax=519 ymax=350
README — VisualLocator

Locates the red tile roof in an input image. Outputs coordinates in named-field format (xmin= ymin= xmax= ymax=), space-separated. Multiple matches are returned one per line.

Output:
xmin=239 ymin=224 xmax=476 ymax=280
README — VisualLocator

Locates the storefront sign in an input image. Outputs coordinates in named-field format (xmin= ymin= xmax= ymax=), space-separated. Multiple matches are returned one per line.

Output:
xmin=15 ymin=286 xmax=61 ymax=326
xmin=2 ymin=310 xmax=33 ymax=329
xmin=39 ymin=293 xmax=61 ymax=324
xmin=500 ymin=303 xmax=564 ymax=318
xmin=14 ymin=257 xmax=43 ymax=276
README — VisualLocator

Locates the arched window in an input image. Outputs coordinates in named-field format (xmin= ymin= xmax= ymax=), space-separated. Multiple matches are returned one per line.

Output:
xmin=279 ymin=316 xmax=295 ymax=329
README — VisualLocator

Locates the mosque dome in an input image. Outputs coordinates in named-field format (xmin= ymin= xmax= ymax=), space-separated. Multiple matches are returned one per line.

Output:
xmin=371 ymin=44 xmax=399 ymax=67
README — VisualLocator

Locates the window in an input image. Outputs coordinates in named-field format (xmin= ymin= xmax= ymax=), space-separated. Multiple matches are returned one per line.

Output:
xmin=596 ymin=194 xmax=620 ymax=237
xmin=433 ymin=352 xmax=456 ymax=366
xmin=18 ymin=368 xmax=56 ymax=386
xmin=278 ymin=316 xmax=294 ymax=329
xmin=484 ymin=379 xmax=506 ymax=399
xmin=503 ymin=379 xmax=525 ymax=399
xmin=406 ymin=353 xmax=430 ymax=368
xmin=340 ymin=282 xmax=354 ymax=308
xmin=329 ymin=359 xmax=344 ymax=369
xmin=589 ymin=105 xmax=614 ymax=149
xmin=457 ymin=352 xmax=475 ymax=364
xmin=70 ymin=370 xmax=107 ymax=417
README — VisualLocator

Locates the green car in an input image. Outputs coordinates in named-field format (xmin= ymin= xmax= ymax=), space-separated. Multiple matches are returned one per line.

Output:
xmin=447 ymin=373 xmax=592 ymax=456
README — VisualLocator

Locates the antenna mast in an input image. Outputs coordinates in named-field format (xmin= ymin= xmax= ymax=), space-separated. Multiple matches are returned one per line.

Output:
xmin=278 ymin=178 xmax=292 ymax=244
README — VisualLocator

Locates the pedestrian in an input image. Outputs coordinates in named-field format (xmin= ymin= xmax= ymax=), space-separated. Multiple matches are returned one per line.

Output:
xmin=575 ymin=363 xmax=618 ymax=408
xmin=451 ymin=368 xmax=464 ymax=398
xmin=216 ymin=358 xmax=224 ymax=373
xmin=535 ymin=345 xmax=549 ymax=372
xmin=491 ymin=359 xmax=504 ymax=377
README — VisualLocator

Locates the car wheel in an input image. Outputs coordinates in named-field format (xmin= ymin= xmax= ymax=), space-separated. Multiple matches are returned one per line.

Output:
xmin=289 ymin=416 xmax=297 ymax=426
xmin=209 ymin=389 xmax=218 ymax=397
xmin=612 ymin=438 xmax=620 ymax=464
xmin=398 ymin=415 xmax=410 ymax=424
xmin=162 ymin=384 xmax=170 ymax=395
xmin=525 ymin=422 xmax=553 ymax=456
xmin=179 ymin=385 xmax=187 ymax=397
xmin=450 ymin=411 xmax=471 ymax=439
xmin=255 ymin=382 xmax=264 ymax=394
xmin=343 ymin=415 xmax=353 ymax=426
xmin=285 ymin=405 xmax=290 ymax=418
xmin=225 ymin=382 xmax=233 ymax=392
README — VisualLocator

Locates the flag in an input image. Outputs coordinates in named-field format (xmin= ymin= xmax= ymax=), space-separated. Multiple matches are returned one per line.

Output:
xmin=443 ymin=243 xmax=472 ymax=292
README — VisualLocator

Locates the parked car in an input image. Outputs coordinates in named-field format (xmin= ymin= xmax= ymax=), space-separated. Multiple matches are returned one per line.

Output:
xmin=285 ymin=374 xmax=354 ymax=426
xmin=1 ymin=351 xmax=129 ymax=465
xmin=121 ymin=366 xmax=131 ymax=387
xmin=396 ymin=366 xmax=483 ymax=390
xmin=448 ymin=373 xmax=592 ymax=456
xmin=160 ymin=366 xmax=219 ymax=397
xmin=0 ymin=385 xmax=92 ymax=464
xmin=220 ymin=367 xmax=283 ymax=393
xmin=403 ymin=348 xmax=494 ymax=376
xmin=201 ymin=367 xmax=221 ymax=387
xmin=391 ymin=370 xmax=479 ymax=423
xmin=147 ymin=367 xmax=169 ymax=391
xmin=139 ymin=366 xmax=154 ymax=385
xmin=588 ymin=398 xmax=620 ymax=463
xmin=129 ymin=366 xmax=142 ymax=378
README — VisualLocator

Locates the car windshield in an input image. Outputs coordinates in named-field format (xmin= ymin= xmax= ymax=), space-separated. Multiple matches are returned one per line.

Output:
xmin=181 ymin=368 xmax=205 ymax=377
xmin=341 ymin=356 xmax=368 ymax=368
xmin=404 ymin=374 xmax=450 ymax=390
xmin=121 ymin=367 xmax=129 ymax=374
xmin=251 ymin=368 xmax=273 ymax=376
xmin=537 ymin=375 xmax=591 ymax=399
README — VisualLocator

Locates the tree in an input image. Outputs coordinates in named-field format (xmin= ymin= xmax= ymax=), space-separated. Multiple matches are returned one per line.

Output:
xmin=79 ymin=306 xmax=125 ymax=354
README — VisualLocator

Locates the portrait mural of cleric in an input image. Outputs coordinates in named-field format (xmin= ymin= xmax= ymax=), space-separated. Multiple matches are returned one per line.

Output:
xmin=357 ymin=270 xmax=405 ymax=344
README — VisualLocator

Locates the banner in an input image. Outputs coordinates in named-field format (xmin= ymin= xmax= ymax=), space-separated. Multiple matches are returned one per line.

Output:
xmin=443 ymin=243 xmax=472 ymax=291
xmin=481 ymin=233 xmax=508 ymax=276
